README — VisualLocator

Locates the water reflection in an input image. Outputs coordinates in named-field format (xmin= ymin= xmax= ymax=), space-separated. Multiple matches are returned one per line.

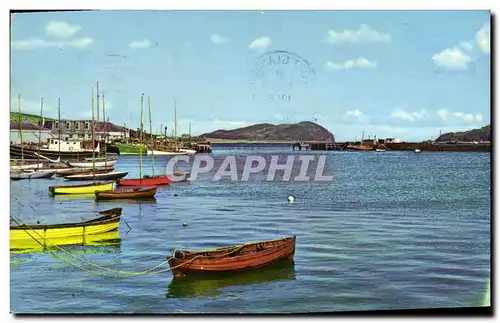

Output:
xmin=166 ymin=260 xmax=295 ymax=298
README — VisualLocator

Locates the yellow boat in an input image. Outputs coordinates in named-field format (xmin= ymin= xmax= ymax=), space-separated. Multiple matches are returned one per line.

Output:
xmin=10 ymin=208 xmax=122 ymax=248
xmin=10 ymin=230 xmax=121 ymax=254
xmin=49 ymin=181 xmax=115 ymax=195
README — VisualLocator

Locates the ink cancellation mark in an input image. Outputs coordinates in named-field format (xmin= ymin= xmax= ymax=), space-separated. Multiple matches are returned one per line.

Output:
xmin=250 ymin=50 xmax=316 ymax=102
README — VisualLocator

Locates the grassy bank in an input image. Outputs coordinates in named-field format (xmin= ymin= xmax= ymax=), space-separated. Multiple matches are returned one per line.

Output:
xmin=10 ymin=112 xmax=54 ymax=124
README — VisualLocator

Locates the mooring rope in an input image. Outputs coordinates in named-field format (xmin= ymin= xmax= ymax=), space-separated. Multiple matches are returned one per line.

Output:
xmin=9 ymin=214 xmax=200 ymax=278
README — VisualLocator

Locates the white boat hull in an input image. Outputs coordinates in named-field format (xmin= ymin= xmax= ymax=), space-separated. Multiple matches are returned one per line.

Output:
xmin=178 ymin=149 xmax=197 ymax=155
xmin=10 ymin=170 xmax=56 ymax=180
xmin=147 ymin=150 xmax=188 ymax=156
xmin=68 ymin=159 xmax=118 ymax=168
xmin=10 ymin=162 xmax=44 ymax=170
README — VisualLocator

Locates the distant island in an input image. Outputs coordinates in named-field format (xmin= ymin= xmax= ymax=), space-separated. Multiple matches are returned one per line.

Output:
xmin=436 ymin=125 xmax=491 ymax=142
xmin=200 ymin=121 xmax=335 ymax=143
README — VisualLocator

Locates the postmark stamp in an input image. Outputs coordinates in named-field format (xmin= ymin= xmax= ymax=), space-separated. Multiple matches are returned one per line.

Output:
xmin=249 ymin=50 xmax=316 ymax=103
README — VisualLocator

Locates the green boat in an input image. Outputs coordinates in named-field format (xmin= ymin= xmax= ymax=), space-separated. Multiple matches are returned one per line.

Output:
xmin=117 ymin=143 xmax=146 ymax=156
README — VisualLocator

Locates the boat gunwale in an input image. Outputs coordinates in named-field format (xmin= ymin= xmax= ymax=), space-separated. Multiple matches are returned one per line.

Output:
xmin=173 ymin=236 xmax=296 ymax=259
xmin=63 ymin=171 xmax=128 ymax=180
xmin=49 ymin=181 xmax=116 ymax=190
xmin=10 ymin=208 xmax=122 ymax=231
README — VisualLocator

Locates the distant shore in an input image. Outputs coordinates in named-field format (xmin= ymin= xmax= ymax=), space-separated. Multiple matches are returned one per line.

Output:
xmin=204 ymin=138 xmax=297 ymax=144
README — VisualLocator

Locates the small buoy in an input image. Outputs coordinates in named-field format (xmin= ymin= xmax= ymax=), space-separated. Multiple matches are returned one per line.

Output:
xmin=182 ymin=222 xmax=188 ymax=227
xmin=404 ymin=191 xmax=408 ymax=194
xmin=174 ymin=193 xmax=178 ymax=197
xmin=288 ymin=195 xmax=295 ymax=204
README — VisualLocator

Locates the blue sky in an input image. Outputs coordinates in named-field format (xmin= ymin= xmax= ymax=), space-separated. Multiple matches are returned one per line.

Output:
xmin=10 ymin=10 xmax=490 ymax=141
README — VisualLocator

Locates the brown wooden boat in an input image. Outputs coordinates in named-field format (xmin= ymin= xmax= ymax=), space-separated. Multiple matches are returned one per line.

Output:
xmin=168 ymin=236 xmax=296 ymax=278
xmin=56 ymin=167 xmax=115 ymax=177
xmin=95 ymin=186 xmax=157 ymax=200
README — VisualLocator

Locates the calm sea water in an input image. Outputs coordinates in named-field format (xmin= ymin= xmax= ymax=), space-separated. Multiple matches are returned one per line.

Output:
xmin=10 ymin=146 xmax=491 ymax=313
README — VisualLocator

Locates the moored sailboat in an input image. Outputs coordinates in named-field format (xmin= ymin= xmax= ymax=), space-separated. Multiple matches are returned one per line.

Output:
xmin=118 ymin=94 xmax=171 ymax=187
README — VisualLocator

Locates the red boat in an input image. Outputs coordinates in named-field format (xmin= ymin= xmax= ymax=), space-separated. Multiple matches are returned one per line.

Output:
xmin=168 ymin=236 xmax=296 ymax=278
xmin=118 ymin=175 xmax=171 ymax=187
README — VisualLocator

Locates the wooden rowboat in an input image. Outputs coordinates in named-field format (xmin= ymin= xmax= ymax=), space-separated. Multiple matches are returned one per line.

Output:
xmin=63 ymin=171 xmax=128 ymax=181
xmin=10 ymin=208 xmax=122 ymax=246
xmin=56 ymin=167 xmax=115 ymax=177
xmin=95 ymin=186 xmax=157 ymax=200
xmin=118 ymin=175 xmax=171 ymax=187
xmin=49 ymin=181 xmax=115 ymax=195
xmin=168 ymin=236 xmax=296 ymax=278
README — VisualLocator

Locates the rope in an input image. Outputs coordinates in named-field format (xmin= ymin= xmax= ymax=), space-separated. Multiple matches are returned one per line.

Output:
xmin=10 ymin=214 xmax=199 ymax=278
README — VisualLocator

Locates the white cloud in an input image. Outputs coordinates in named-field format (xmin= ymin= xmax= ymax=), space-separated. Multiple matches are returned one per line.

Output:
xmin=431 ymin=47 xmax=472 ymax=70
xmin=344 ymin=110 xmax=363 ymax=117
xmin=437 ymin=109 xmax=484 ymax=122
xmin=390 ymin=109 xmax=427 ymax=122
xmin=325 ymin=58 xmax=377 ymax=71
xmin=459 ymin=41 xmax=474 ymax=53
xmin=11 ymin=37 xmax=93 ymax=50
xmin=45 ymin=21 xmax=81 ymax=39
xmin=437 ymin=108 xmax=450 ymax=120
xmin=325 ymin=24 xmax=391 ymax=44
xmin=249 ymin=36 xmax=271 ymax=52
xmin=129 ymin=39 xmax=151 ymax=49
xmin=211 ymin=33 xmax=229 ymax=44
xmin=476 ymin=24 xmax=490 ymax=55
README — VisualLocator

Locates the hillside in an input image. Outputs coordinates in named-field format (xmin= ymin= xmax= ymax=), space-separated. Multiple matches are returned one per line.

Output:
xmin=10 ymin=112 xmax=54 ymax=124
xmin=200 ymin=121 xmax=335 ymax=142
xmin=436 ymin=125 xmax=491 ymax=142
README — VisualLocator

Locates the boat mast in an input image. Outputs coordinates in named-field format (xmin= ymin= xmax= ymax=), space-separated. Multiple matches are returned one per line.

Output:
xmin=91 ymin=87 xmax=96 ymax=182
xmin=103 ymin=92 xmax=107 ymax=168
xmin=37 ymin=97 xmax=43 ymax=169
xmin=18 ymin=94 xmax=23 ymax=162
xmin=148 ymin=96 xmax=155 ymax=177
xmin=96 ymin=81 xmax=100 ymax=150
xmin=139 ymin=93 xmax=144 ymax=181
xmin=58 ymin=98 xmax=61 ymax=158
xmin=174 ymin=100 xmax=178 ymax=172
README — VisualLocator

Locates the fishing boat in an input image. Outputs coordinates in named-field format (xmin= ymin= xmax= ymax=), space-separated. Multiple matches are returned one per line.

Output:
xmin=168 ymin=236 xmax=296 ymax=278
xmin=49 ymin=181 xmax=115 ymax=195
xmin=116 ymin=142 xmax=146 ymax=156
xmin=415 ymin=149 xmax=421 ymax=153
xmin=375 ymin=148 xmax=387 ymax=152
xmin=10 ymin=142 xmax=97 ymax=161
xmin=10 ymin=229 xmax=120 ymax=254
xmin=95 ymin=186 xmax=157 ymax=200
xmin=56 ymin=167 xmax=115 ymax=177
xmin=10 ymin=208 xmax=122 ymax=246
xmin=10 ymin=170 xmax=56 ymax=180
xmin=63 ymin=171 xmax=128 ymax=181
